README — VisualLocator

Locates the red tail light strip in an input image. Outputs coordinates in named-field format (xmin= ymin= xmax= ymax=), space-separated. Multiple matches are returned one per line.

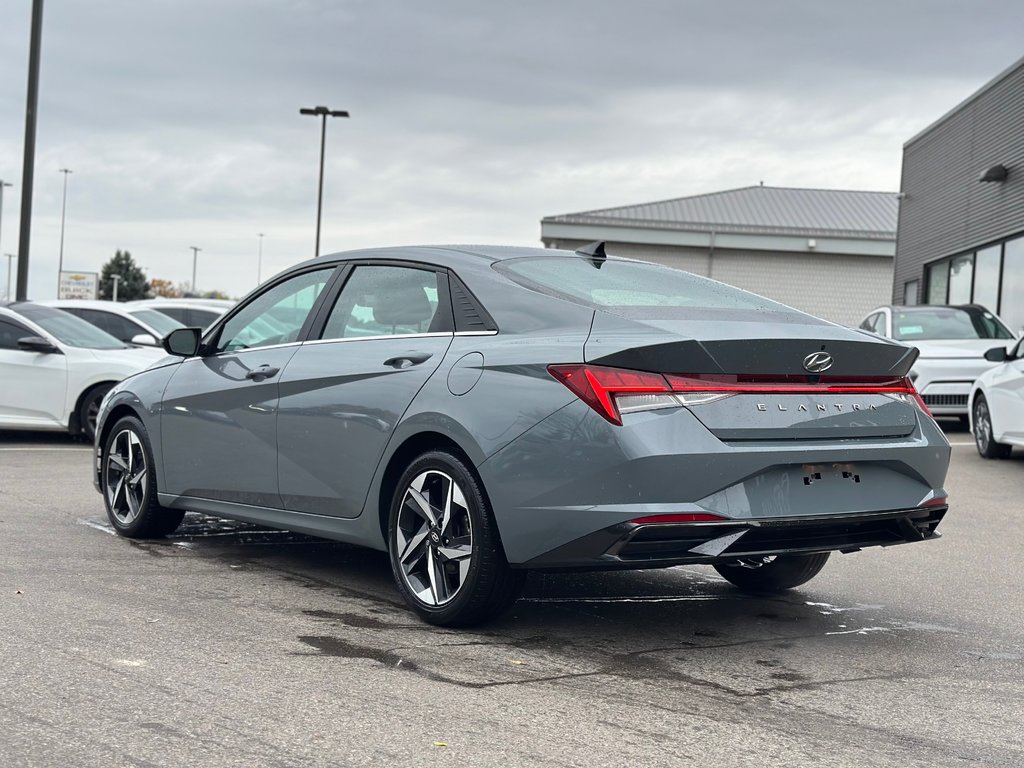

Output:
xmin=548 ymin=364 xmax=931 ymax=425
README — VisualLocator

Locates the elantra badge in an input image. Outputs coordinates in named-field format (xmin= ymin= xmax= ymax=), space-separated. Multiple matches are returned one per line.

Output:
xmin=803 ymin=351 xmax=834 ymax=373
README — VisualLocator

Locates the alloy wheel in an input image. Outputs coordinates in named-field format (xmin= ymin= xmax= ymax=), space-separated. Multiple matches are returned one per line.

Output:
xmin=974 ymin=400 xmax=991 ymax=452
xmin=105 ymin=429 xmax=149 ymax=525
xmin=394 ymin=470 xmax=474 ymax=606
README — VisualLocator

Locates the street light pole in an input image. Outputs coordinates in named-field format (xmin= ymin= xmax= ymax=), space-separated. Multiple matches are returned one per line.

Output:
xmin=189 ymin=246 xmax=201 ymax=294
xmin=56 ymin=167 xmax=72 ymax=293
xmin=111 ymin=274 xmax=121 ymax=303
xmin=5 ymin=254 xmax=15 ymax=302
xmin=257 ymin=232 xmax=264 ymax=284
xmin=0 ymin=181 xmax=11 ymax=283
xmin=299 ymin=105 xmax=349 ymax=258
xmin=16 ymin=0 xmax=45 ymax=301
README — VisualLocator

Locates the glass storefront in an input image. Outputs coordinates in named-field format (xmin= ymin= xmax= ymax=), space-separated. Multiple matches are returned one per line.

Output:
xmin=923 ymin=233 xmax=1023 ymax=333
xmin=1001 ymin=238 xmax=1024 ymax=334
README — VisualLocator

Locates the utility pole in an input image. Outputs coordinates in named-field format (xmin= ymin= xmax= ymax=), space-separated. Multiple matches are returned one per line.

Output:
xmin=16 ymin=0 xmax=45 ymax=301
xmin=111 ymin=274 xmax=121 ymax=302
xmin=56 ymin=168 xmax=72 ymax=293
xmin=299 ymin=105 xmax=349 ymax=258
xmin=5 ymin=254 xmax=15 ymax=302
xmin=257 ymin=232 xmax=264 ymax=284
xmin=189 ymin=246 xmax=201 ymax=294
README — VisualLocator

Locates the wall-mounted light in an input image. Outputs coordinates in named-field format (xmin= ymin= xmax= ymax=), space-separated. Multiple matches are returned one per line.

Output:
xmin=979 ymin=164 xmax=1009 ymax=182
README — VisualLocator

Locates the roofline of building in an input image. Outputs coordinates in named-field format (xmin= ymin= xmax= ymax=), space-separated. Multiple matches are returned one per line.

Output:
xmin=547 ymin=184 xmax=901 ymax=222
xmin=903 ymin=53 xmax=1024 ymax=148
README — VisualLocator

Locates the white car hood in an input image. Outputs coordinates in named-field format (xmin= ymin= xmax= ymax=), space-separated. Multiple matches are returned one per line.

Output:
xmin=911 ymin=339 xmax=1016 ymax=359
xmin=84 ymin=345 xmax=171 ymax=371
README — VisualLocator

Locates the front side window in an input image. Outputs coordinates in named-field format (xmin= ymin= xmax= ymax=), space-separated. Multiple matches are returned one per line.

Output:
xmin=321 ymin=266 xmax=441 ymax=340
xmin=75 ymin=309 xmax=142 ymax=342
xmin=129 ymin=308 xmax=183 ymax=336
xmin=0 ymin=318 xmax=33 ymax=350
xmin=215 ymin=268 xmax=334 ymax=353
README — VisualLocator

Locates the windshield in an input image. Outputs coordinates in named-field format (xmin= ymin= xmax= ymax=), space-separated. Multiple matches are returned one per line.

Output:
xmin=892 ymin=307 xmax=1014 ymax=341
xmin=12 ymin=304 xmax=127 ymax=349
xmin=497 ymin=256 xmax=792 ymax=312
xmin=129 ymin=308 xmax=184 ymax=336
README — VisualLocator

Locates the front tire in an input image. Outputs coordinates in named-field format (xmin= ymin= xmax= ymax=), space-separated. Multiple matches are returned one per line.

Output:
xmin=973 ymin=394 xmax=1012 ymax=459
xmin=387 ymin=450 xmax=524 ymax=627
xmin=713 ymin=552 xmax=830 ymax=593
xmin=102 ymin=416 xmax=185 ymax=538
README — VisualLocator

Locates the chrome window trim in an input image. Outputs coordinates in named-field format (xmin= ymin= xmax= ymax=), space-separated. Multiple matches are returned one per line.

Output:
xmin=302 ymin=332 xmax=455 ymax=347
xmin=454 ymin=330 xmax=498 ymax=337
xmin=183 ymin=340 xmax=305 ymax=361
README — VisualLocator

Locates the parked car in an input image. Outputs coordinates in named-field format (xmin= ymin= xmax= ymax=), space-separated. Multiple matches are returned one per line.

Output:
xmin=969 ymin=337 xmax=1024 ymax=458
xmin=95 ymin=245 xmax=950 ymax=626
xmin=0 ymin=302 xmax=167 ymax=440
xmin=859 ymin=304 xmax=1017 ymax=419
xmin=39 ymin=299 xmax=184 ymax=346
xmin=126 ymin=299 xmax=233 ymax=329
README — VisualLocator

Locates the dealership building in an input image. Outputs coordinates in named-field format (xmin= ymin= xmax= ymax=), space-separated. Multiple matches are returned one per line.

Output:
xmin=541 ymin=185 xmax=898 ymax=326
xmin=894 ymin=55 xmax=1024 ymax=334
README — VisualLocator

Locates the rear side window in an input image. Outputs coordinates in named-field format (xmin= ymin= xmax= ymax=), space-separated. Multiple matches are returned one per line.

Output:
xmin=321 ymin=266 xmax=441 ymax=339
xmin=497 ymin=257 xmax=788 ymax=311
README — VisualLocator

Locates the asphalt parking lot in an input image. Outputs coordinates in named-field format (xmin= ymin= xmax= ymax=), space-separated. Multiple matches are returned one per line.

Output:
xmin=1 ymin=422 xmax=1022 ymax=768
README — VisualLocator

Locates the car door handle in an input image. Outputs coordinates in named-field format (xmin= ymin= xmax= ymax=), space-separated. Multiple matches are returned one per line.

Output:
xmin=245 ymin=365 xmax=280 ymax=381
xmin=383 ymin=352 xmax=433 ymax=369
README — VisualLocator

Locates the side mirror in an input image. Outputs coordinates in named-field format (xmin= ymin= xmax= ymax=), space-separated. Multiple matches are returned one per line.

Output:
xmin=130 ymin=333 xmax=158 ymax=347
xmin=984 ymin=346 xmax=1008 ymax=363
xmin=162 ymin=327 xmax=202 ymax=357
xmin=17 ymin=335 xmax=61 ymax=354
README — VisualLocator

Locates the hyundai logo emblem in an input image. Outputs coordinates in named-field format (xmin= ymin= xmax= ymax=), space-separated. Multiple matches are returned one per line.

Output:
xmin=803 ymin=351 xmax=834 ymax=373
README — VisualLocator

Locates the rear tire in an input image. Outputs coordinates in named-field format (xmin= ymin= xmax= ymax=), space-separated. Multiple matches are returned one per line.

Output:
xmin=713 ymin=552 xmax=830 ymax=593
xmin=101 ymin=416 xmax=185 ymax=538
xmin=387 ymin=450 xmax=525 ymax=627
xmin=973 ymin=394 xmax=1012 ymax=459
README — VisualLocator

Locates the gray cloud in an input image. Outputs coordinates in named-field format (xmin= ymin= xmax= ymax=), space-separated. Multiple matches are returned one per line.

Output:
xmin=1 ymin=0 xmax=1022 ymax=297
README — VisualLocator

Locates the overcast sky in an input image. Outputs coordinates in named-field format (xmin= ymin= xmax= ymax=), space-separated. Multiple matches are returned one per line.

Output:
xmin=1 ymin=0 xmax=1022 ymax=299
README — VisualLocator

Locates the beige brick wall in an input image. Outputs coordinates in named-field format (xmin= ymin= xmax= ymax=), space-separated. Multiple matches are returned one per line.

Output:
xmin=546 ymin=239 xmax=892 ymax=327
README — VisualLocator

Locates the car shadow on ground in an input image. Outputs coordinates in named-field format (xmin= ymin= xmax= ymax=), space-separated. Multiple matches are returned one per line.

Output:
xmin=80 ymin=510 xmax=960 ymax=697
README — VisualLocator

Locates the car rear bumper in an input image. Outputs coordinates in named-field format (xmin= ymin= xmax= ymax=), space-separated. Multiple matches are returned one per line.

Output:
xmin=520 ymin=504 xmax=947 ymax=570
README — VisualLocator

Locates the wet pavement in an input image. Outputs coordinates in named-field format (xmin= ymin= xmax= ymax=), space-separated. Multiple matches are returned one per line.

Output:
xmin=1 ymin=422 xmax=1022 ymax=767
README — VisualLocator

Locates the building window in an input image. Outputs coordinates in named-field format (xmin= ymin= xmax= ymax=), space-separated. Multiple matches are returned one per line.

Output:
xmin=1001 ymin=236 xmax=1024 ymax=334
xmin=903 ymin=280 xmax=919 ymax=305
xmin=927 ymin=261 xmax=949 ymax=303
xmin=973 ymin=244 xmax=1001 ymax=312
xmin=947 ymin=253 xmax=974 ymax=304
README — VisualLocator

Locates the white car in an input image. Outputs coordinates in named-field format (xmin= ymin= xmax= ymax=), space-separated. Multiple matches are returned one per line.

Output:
xmin=0 ymin=302 xmax=166 ymax=440
xmin=39 ymin=299 xmax=184 ymax=346
xmin=127 ymin=299 xmax=233 ymax=329
xmin=859 ymin=304 xmax=1017 ymax=419
xmin=969 ymin=337 xmax=1024 ymax=458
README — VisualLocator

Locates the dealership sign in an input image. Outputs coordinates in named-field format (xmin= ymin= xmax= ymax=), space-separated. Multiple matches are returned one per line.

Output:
xmin=58 ymin=271 xmax=99 ymax=300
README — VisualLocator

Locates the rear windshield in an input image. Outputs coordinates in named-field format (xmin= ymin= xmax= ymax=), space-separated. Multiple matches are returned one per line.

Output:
xmin=497 ymin=257 xmax=791 ymax=312
xmin=893 ymin=307 xmax=1014 ymax=341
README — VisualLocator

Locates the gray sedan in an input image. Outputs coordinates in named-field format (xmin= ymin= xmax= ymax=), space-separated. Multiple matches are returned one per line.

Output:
xmin=93 ymin=244 xmax=951 ymax=626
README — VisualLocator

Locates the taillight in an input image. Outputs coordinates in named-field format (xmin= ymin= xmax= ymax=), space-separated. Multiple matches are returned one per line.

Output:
xmin=630 ymin=513 xmax=727 ymax=524
xmin=547 ymin=365 xmax=675 ymax=425
xmin=548 ymin=364 xmax=933 ymax=425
